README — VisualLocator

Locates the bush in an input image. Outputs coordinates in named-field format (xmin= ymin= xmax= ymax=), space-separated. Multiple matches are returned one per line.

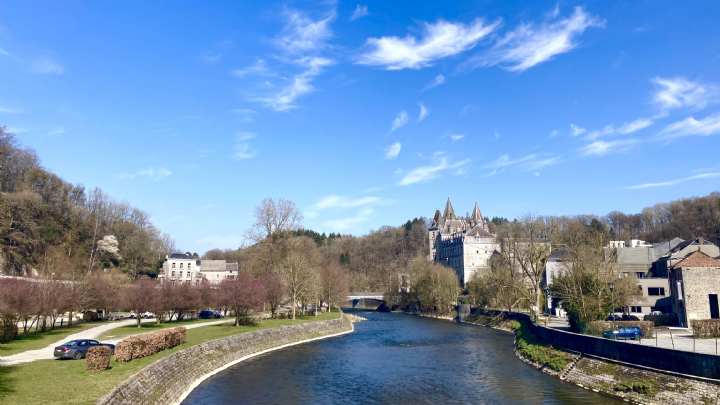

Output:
xmin=85 ymin=346 xmax=112 ymax=371
xmin=0 ymin=321 xmax=18 ymax=343
xmin=514 ymin=320 xmax=572 ymax=372
xmin=614 ymin=380 xmax=655 ymax=396
xmin=115 ymin=327 xmax=186 ymax=362
xmin=643 ymin=313 xmax=677 ymax=326
xmin=587 ymin=321 xmax=654 ymax=338
xmin=691 ymin=319 xmax=720 ymax=337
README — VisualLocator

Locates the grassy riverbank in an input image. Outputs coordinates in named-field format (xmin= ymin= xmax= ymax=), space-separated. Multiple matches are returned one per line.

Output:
xmin=511 ymin=321 xmax=573 ymax=372
xmin=0 ymin=322 xmax=109 ymax=357
xmin=98 ymin=318 xmax=229 ymax=340
xmin=0 ymin=312 xmax=340 ymax=405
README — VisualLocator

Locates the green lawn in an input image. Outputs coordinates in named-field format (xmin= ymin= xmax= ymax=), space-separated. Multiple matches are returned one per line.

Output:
xmin=0 ymin=322 xmax=110 ymax=357
xmin=0 ymin=312 xmax=341 ymax=405
xmin=98 ymin=318 xmax=230 ymax=340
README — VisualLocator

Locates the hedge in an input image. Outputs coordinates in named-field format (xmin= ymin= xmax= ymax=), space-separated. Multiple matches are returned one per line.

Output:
xmin=115 ymin=327 xmax=186 ymax=362
xmin=643 ymin=313 xmax=678 ymax=326
xmin=86 ymin=346 xmax=112 ymax=371
xmin=587 ymin=320 xmax=654 ymax=338
xmin=691 ymin=319 xmax=720 ymax=337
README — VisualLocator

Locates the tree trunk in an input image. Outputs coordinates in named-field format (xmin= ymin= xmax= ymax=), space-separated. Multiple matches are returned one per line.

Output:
xmin=136 ymin=316 xmax=141 ymax=328
xmin=292 ymin=295 xmax=296 ymax=320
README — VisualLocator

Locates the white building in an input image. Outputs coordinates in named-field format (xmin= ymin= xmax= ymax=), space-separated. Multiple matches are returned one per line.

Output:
xmin=428 ymin=199 xmax=499 ymax=286
xmin=159 ymin=253 xmax=239 ymax=284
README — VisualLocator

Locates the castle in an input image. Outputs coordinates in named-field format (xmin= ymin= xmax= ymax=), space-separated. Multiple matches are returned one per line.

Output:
xmin=428 ymin=198 xmax=499 ymax=286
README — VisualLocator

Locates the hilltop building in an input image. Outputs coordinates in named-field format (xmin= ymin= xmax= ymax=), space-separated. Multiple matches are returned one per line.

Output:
xmin=159 ymin=253 xmax=239 ymax=284
xmin=428 ymin=198 xmax=499 ymax=286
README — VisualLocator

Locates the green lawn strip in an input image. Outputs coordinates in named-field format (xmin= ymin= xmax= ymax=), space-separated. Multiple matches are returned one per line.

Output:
xmin=0 ymin=322 xmax=110 ymax=356
xmin=98 ymin=318 xmax=229 ymax=340
xmin=0 ymin=312 xmax=340 ymax=405
xmin=512 ymin=320 xmax=573 ymax=372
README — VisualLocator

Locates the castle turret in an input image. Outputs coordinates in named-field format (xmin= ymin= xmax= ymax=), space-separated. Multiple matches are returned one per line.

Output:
xmin=443 ymin=198 xmax=456 ymax=220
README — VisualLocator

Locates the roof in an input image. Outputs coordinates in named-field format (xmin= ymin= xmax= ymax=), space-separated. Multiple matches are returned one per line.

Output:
xmin=672 ymin=250 xmax=720 ymax=268
xmin=443 ymin=198 xmax=456 ymax=220
xmin=169 ymin=253 xmax=195 ymax=260
xmin=671 ymin=237 xmax=715 ymax=253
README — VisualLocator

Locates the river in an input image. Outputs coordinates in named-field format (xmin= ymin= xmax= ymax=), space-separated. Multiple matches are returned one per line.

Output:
xmin=183 ymin=311 xmax=617 ymax=404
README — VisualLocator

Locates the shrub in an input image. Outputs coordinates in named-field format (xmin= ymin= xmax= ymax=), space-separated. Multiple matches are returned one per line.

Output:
xmin=614 ymin=380 xmax=655 ymax=396
xmin=514 ymin=320 xmax=572 ymax=372
xmin=115 ymin=327 xmax=186 ymax=362
xmin=86 ymin=346 xmax=112 ymax=371
xmin=587 ymin=321 xmax=654 ymax=338
xmin=691 ymin=319 xmax=720 ymax=337
xmin=643 ymin=313 xmax=677 ymax=326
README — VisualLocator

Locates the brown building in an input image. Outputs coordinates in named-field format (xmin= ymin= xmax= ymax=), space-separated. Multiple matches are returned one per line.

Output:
xmin=669 ymin=250 xmax=720 ymax=327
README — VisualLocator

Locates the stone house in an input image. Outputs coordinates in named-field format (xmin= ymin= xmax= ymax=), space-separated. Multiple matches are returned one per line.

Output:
xmin=428 ymin=198 xmax=499 ymax=286
xmin=669 ymin=250 xmax=720 ymax=327
xmin=159 ymin=253 xmax=239 ymax=285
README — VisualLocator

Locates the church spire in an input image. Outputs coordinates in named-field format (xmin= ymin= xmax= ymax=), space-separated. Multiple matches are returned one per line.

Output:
xmin=471 ymin=202 xmax=482 ymax=222
xmin=443 ymin=198 xmax=456 ymax=220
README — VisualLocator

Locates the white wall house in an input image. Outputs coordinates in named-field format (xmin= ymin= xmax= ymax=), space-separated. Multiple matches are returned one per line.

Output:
xmin=159 ymin=254 xmax=239 ymax=284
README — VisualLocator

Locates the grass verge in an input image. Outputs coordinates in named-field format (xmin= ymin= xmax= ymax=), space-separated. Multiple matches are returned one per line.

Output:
xmin=0 ymin=311 xmax=340 ymax=405
xmin=0 ymin=322 xmax=109 ymax=357
xmin=98 ymin=318 xmax=229 ymax=340
xmin=512 ymin=320 xmax=573 ymax=372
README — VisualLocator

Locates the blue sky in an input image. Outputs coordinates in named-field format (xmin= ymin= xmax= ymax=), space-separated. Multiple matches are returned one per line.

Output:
xmin=1 ymin=1 xmax=720 ymax=252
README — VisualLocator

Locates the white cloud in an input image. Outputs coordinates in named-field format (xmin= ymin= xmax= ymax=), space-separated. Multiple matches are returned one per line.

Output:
xmin=357 ymin=18 xmax=499 ymax=70
xmin=398 ymin=154 xmax=470 ymax=186
xmin=418 ymin=102 xmax=429 ymax=121
xmin=322 ymin=208 xmax=374 ymax=231
xmin=231 ymin=59 xmax=272 ymax=78
xmin=0 ymin=106 xmax=22 ymax=114
xmin=259 ymin=56 xmax=332 ymax=111
xmin=423 ymin=74 xmax=446 ymax=91
xmin=579 ymin=139 xmax=638 ymax=156
xmin=476 ymin=6 xmax=603 ymax=72
xmin=391 ymin=110 xmax=409 ymax=131
xmin=483 ymin=153 xmax=560 ymax=175
xmin=652 ymin=77 xmax=715 ymax=110
xmin=32 ymin=57 xmax=64 ymax=75
xmin=118 ymin=167 xmax=173 ymax=181
xmin=570 ymin=123 xmax=586 ymax=136
xmin=233 ymin=132 xmax=257 ymax=160
xmin=585 ymin=117 xmax=655 ymax=140
xmin=626 ymin=172 xmax=720 ymax=190
xmin=350 ymin=4 xmax=368 ymax=21
xmin=276 ymin=9 xmax=334 ymax=56
xmin=659 ymin=112 xmax=720 ymax=139
xmin=449 ymin=133 xmax=465 ymax=142
xmin=385 ymin=142 xmax=402 ymax=159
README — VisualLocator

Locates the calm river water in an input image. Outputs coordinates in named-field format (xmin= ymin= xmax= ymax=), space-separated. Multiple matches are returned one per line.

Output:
xmin=183 ymin=311 xmax=617 ymax=404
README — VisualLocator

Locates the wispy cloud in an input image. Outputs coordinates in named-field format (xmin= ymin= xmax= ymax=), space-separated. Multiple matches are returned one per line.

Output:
xmin=0 ymin=48 xmax=12 ymax=58
xmin=652 ymin=77 xmax=716 ymax=110
xmin=233 ymin=131 xmax=257 ymax=160
xmin=259 ymin=56 xmax=332 ymax=111
xmin=200 ymin=39 xmax=233 ymax=65
xmin=423 ymin=74 xmax=446 ymax=91
xmin=32 ymin=57 xmax=64 ymax=75
xmin=418 ymin=102 xmax=429 ymax=121
xmin=357 ymin=18 xmax=499 ymax=70
xmin=659 ymin=112 xmax=720 ymax=139
xmin=391 ymin=110 xmax=409 ymax=131
xmin=308 ymin=194 xmax=385 ymax=231
xmin=626 ymin=172 xmax=720 ymax=190
xmin=483 ymin=153 xmax=560 ymax=175
xmin=473 ymin=6 xmax=603 ymax=72
xmin=118 ymin=167 xmax=173 ymax=181
xmin=398 ymin=153 xmax=470 ymax=186
xmin=231 ymin=59 xmax=273 ymax=78
xmin=313 ymin=195 xmax=383 ymax=210
xmin=350 ymin=4 xmax=368 ymax=21
xmin=579 ymin=138 xmax=638 ymax=156
xmin=570 ymin=123 xmax=586 ymax=136
xmin=276 ymin=8 xmax=334 ymax=56
xmin=48 ymin=127 xmax=65 ymax=136
xmin=449 ymin=133 xmax=465 ymax=142
xmin=0 ymin=106 xmax=22 ymax=114
xmin=585 ymin=116 xmax=655 ymax=139
xmin=385 ymin=142 xmax=402 ymax=159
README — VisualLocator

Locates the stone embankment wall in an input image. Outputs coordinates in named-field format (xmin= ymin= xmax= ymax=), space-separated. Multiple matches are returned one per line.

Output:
xmin=99 ymin=316 xmax=353 ymax=405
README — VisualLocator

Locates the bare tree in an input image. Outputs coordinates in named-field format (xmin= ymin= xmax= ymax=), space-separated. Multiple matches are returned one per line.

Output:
xmin=278 ymin=237 xmax=319 ymax=319
xmin=249 ymin=198 xmax=303 ymax=242
xmin=219 ymin=273 xmax=266 ymax=326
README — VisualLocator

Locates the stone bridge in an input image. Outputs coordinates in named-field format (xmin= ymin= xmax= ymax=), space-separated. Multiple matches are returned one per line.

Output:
xmin=345 ymin=292 xmax=386 ymax=309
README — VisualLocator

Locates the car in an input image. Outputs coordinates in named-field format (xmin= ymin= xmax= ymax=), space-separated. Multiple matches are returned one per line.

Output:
xmin=54 ymin=339 xmax=116 ymax=360
xmin=199 ymin=309 xmax=223 ymax=319
xmin=602 ymin=327 xmax=642 ymax=340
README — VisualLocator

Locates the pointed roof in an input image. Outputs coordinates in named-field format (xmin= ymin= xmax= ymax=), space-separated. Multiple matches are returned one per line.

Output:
xmin=443 ymin=198 xmax=456 ymax=219
xmin=432 ymin=209 xmax=442 ymax=224
xmin=672 ymin=250 xmax=720 ymax=269
xmin=471 ymin=202 xmax=483 ymax=222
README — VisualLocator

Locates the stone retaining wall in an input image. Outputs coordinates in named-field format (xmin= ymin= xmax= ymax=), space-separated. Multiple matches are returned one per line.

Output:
xmin=98 ymin=315 xmax=353 ymax=405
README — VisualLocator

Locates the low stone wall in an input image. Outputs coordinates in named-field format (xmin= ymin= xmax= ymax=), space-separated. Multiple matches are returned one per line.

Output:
xmin=98 ymin=315 xmax=353 ymax=405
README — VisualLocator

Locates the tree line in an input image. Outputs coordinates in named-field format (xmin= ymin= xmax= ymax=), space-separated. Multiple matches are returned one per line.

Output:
xmin=0 ymin=128 xmax=174 ymax=279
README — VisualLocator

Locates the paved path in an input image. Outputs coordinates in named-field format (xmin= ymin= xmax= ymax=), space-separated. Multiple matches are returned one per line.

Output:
xmin=631 ymin=327 xmax=720 ymax=356
xmin=0 ymin=318 xmax=236 ymax=366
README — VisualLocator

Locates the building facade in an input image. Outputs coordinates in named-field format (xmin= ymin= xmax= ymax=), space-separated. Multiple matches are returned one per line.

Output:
xmin=159 ymin=253 xmax=239 ymax=284
xmin=670 ymin=249 xmax=720 ymax=327
xmin=428 ymin=198 xmax=499 ymax=286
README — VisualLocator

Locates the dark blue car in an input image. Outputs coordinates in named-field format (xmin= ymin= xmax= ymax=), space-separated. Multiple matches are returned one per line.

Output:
xmin=602 ymin=327 xmax=642 ymax=340
xmin=199 ymin=309 xmax=223 ymax=319
xmin=53 ymin=339 xmax=115 ymax=360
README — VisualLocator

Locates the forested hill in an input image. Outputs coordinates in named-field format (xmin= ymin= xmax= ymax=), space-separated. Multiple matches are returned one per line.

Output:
xmin=0 ymin=128 xmax=173 ymax=279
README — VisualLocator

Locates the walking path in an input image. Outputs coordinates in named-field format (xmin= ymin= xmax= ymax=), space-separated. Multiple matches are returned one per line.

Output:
xmin=104 ymin=319 xmax=233 ymax=345
xmin=0 ymin=318 xmax=233 ymax=366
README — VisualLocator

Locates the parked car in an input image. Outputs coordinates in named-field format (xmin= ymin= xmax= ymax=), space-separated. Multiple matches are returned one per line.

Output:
xmin=602 ymin=327 xmax=642 ymax=340
xmin=606 ymin=314 xmax=623 ymax=321
xmin=53 ymin=339 xmax=116 ymax=360
xmin=199 ymin=309 xmax=223 ymax=319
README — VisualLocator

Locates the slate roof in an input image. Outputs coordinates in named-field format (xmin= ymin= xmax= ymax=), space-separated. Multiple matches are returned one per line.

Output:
xmin=672 ymin=250 xmax=720 ymax=268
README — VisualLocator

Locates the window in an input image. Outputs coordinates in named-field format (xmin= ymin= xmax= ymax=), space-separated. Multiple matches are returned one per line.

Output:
xmin=171 ymin=271 xmax=176 ymax=277
xmin=186 ymin=271 xmax=191 ymax=278
xmin=172 ymin=263 xmax=176 ymax=268
xmin=630 ymin=306 xmax=642 ymax=313
xmin=636 ymin=272 xmax=645 ymax=279
xmin=648 ymin=287 xmax=665 ymax=296
xmin=180 ymin=263 xmax=184 ymax=269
